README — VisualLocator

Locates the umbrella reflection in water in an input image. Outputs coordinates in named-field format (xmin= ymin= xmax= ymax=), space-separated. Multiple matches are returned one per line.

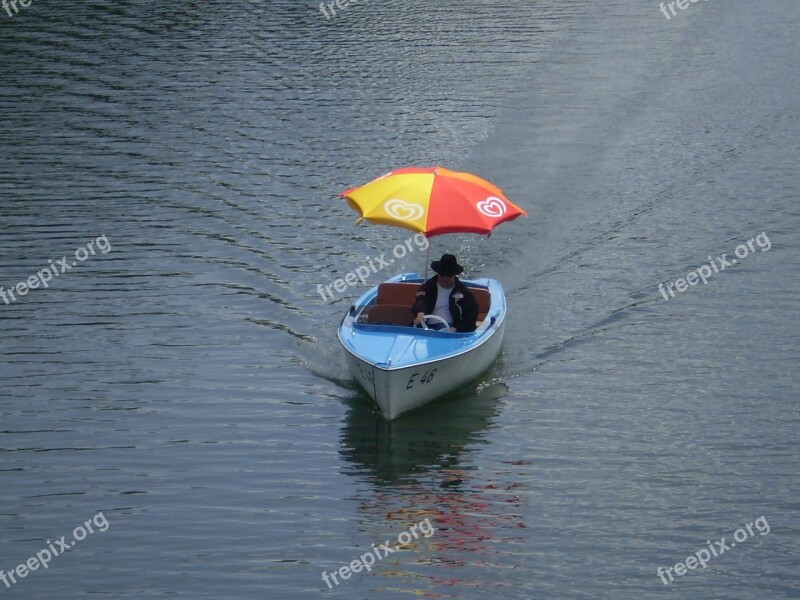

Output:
xmin=338 ymin=381 xmax=530 ymax=591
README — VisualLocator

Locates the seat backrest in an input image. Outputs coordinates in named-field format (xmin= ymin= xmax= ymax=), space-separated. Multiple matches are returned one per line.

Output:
xmin=377 ymin=282 xmax=491 ymax=318
xmin=469 ymin=287 xmax=491 ymax=315
xmin=377 ymin=283 xmax=421 ymax=307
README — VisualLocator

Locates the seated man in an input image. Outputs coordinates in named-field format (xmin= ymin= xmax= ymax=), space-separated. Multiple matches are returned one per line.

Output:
xmin=411 ymin=254 xmax=479 ymax=333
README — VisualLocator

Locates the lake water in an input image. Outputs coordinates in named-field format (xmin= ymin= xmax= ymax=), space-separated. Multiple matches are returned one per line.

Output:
xmin=1 ymin=1 xmax=798 ymax=598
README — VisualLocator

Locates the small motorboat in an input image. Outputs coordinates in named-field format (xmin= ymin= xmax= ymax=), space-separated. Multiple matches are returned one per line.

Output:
xmin=336 ymin=165 xmax=526 ymax=419
xmin=338 ymin=273 xmax=506 ymax=420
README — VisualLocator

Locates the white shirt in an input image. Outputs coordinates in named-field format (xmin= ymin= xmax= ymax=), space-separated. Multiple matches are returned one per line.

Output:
xmin=433 ymin=284 xmax=453 ymax=324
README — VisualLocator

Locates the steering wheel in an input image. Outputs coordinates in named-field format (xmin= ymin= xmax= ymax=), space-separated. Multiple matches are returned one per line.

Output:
xmin=417 ymin=314 xmax=451 ymax=331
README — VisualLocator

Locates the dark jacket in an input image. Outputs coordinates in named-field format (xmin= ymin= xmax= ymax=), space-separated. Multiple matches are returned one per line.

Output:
xmin=410 ymin=276 xmax=479 ymax=333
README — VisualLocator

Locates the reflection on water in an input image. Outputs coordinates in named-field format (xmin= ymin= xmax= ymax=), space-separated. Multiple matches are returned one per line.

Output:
xmin=340 ymin=382 xmax=506 ymax=484
xmin=338 ymin=383 xmax=531 ymax=593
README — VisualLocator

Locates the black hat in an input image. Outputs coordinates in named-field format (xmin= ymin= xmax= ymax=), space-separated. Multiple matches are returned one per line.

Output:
xmin=431 ymin=253 xmax=464 ymax=276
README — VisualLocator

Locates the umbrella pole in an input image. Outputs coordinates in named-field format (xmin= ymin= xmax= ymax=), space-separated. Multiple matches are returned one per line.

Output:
xmin=424 ymin=241 xmax=430 ymax=279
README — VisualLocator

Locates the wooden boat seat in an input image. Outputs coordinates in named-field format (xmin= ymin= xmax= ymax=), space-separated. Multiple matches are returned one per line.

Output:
xmin=376 ymin=282 xmax=492 ymax=325
xmin=471 ymin=288 xmax=491 ymax=322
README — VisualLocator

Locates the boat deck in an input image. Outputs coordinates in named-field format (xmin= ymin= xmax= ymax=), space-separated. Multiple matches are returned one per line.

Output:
xmin=339 ymin=273 xmax=505 ymax=370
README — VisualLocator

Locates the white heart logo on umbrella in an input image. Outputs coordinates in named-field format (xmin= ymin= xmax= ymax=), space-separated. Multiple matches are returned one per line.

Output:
xmin=384 ymin=199 xmax=425 ymax=221
xmin=477 ymin=196 xmax=507 ymax=218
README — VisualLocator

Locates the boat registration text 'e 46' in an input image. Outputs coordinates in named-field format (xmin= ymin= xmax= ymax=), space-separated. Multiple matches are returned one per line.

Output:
xmin=406 ymin=368 xmax=437 ymax=390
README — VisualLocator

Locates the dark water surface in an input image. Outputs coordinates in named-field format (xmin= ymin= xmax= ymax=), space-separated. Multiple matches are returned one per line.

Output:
xmin=1 ymin=1 xmax=798 ymax=598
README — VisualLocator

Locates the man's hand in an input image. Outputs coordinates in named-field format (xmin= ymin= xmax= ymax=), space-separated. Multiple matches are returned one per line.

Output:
xmin=413 ymin=312 xmax=426 ymax=326
xmin=449 ymin=327 xmax=457 ymax=333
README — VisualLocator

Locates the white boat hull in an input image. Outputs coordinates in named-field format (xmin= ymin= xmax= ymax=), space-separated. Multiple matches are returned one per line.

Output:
xmin=338 ymin=274 xmax=506 ymax=420
xmin=343 ymin=319 xmax=505 ymax=419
